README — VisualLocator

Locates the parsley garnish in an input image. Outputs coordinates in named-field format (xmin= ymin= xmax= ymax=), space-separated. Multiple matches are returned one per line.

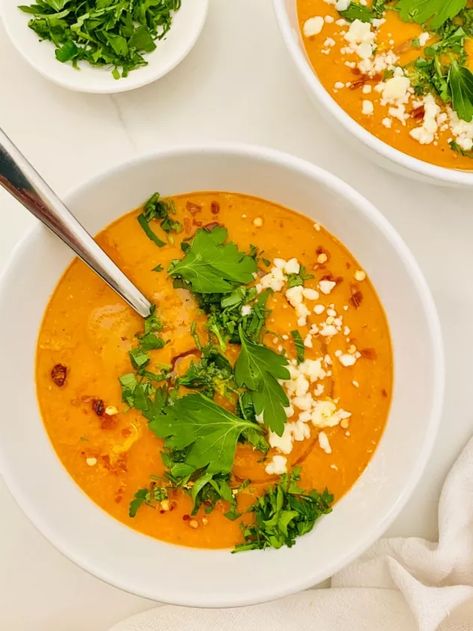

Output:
xmin=129 ymin=484 xmax=168 ymax=518
xmin=234 ymin=468 xmax=333 ymax=551
xmin=291 ymin=330 xmax=305 ymax=363
xmin=396 ymin=0 xmax=466 ymax=30
xmin=234 ymin=328 xmax=290 ymax=436
xmin=286 ymin=265 xmax=314 ymax=289
xmin=448 ymin=60 xmax=473 ymax=122
xmin=19 ymin=0 xmax=181 ymax=79
xmin=137 ymin=192 xmax=182 ymax=247
xmin=200 ymin=287 xmax=271 ymax=348
xmin=168 ymin=226 xmax=257 ymax=294
xmin=148 ymin=393 xmax=265 ymax=475
xmin=177 ymin=345 xmax=234 ymax=398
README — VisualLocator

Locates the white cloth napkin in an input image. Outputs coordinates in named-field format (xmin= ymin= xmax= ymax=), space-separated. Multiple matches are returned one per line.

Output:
xmin=110 ymin=436 xmax=473 ymax=631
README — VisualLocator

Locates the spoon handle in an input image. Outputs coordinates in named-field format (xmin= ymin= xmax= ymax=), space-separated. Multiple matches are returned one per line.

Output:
xmin=0 ymin=128 xmax=152 ymax=319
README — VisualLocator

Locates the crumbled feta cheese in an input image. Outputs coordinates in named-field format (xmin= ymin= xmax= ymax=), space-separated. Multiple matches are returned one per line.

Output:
xmin=311 ymin=400 xmax=351 ymax=428
xmin=303 ymin=287 xmax=319 ymax=301
xmin=86 ymin=457 xmax=97 ymax=466
xmin=265 ymin=454 xmax=288 ymax=475
xmin=303 ymin=16 xmax=325 ymax=37
xmin=448 ymin=107 xmax=473 ymax=152
xmin=338 ymin=353 xmax=357 ymax=367
xmin=418 ymin=32 xmax=430 ymax=47
xmin=382 ymin=117 xmax=393 ymax=129
xmin=318 ymin=431 xmax=332 ymax=454
xmin=362 ymin=100 xmax=374 ymax=115
xmin=354 ymin=269 xmax=366 ymax=281
xmin=285 ymin=258 xmax=300 ymax=275
xmin=362 ymin=84 xmax=372 ymax=95
xmin=313 ymin=304 xmax=325 ymax=315
xmin=319 ymin=280 xmax=336 ymax=295
xmin=241 ymin=305 xmax=252 ymax=316
xmin=409 ymin=94 xmax=441 ymax=145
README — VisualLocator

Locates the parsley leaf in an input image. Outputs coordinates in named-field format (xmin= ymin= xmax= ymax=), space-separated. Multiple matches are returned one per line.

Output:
xmin=137 ymin=192 xmax=181 ymax=247
xmin=177 ymin=345 xmax=234 ymax=398
xmin=291 ymin=330 xmax=305 ymax=363
xmin=234 ymin=468 xmax=333 ymax=552
xmin=286 ymin=265 xmax=314 ymax=289
xmin=396 ymin=0 xmax=466 ymax=30
xmin=234 ymin=328 xmax=290 ymax=436
xmin=18 ymin=0 xmax=181 ymax=78
xmin=168 ymin=226 xmax=257 ymax=294
xmin=201 ymin=287 xmax=271 ymax=348
xmin=148 ymin=393 xmax=264 ymax=475
xmin=448 ymin=60 xmax=473 ymax=122
xmin=340 ymin=3 xmax=376 ymax=22
xmin=129 ymin=483 xmax=168 ymax=517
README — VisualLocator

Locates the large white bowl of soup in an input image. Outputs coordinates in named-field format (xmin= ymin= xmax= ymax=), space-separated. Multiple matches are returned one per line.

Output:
xmin=0 ymin=145 xmax=443 ymax=606
xmin=273 ymin=0 xmax=473 ymax=186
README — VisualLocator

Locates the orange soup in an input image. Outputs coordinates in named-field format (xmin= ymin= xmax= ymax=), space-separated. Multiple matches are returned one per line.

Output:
xmin=298 ymin=0 xmax=473 ymax=170
xmin=36 ymin=192 xmax=392 ymax=550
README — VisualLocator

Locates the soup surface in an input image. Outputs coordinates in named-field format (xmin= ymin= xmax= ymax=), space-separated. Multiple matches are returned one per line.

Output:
xmin=298 ymin=0 xmax=473 ymax=170
xmin=36 ymin=191 xmax=392 ymax=550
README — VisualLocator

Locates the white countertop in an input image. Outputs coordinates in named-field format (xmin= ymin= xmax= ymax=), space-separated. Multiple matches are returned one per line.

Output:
xmin=1 ymin=2 xmax=473 ymax=629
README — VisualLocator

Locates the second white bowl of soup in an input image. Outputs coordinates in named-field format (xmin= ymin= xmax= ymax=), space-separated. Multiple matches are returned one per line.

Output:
xmin=0 ymin=145 xmax=443 ymax=605
xmin=274 ymin=0 xmax=473 ymax=186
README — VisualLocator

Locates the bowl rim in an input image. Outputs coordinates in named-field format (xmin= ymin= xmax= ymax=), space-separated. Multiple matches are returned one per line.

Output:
xmin=0 ymin=0 xmax=209 ymax=94
xmin=272 ymin=0 xmax=473 ymax=186
xmin=0 ymin=144 xmax=445 ymax=606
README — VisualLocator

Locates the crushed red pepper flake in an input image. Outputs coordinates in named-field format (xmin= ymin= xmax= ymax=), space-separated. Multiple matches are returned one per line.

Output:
xmin=350 ymin=285 xmax=364 ymax=308
xmin=360 ymin=348 xmax=377 ymax=360
xmin=92 ymin=398 xmax=105 ymax=416
xmin=101 ymin=415 xmax=119 ymax=430
xmin=210 ymin=201 xmax=220 ymax=215
xmin=51 ymin=363 xmax=67 ymax=387
xmin=186 ymin=201 xmax=202 ymax=214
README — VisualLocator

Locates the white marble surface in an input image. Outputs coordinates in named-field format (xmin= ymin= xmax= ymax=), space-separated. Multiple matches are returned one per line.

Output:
xmin=1 ymin=1 xmax=473 ymax=629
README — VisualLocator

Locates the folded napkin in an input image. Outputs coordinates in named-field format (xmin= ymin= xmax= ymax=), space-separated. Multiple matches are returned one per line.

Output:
xmin=110 ymin=436 xmax=473 ymax=631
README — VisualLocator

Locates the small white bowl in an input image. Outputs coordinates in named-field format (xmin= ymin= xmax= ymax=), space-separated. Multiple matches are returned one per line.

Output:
xmin=0 ymin=145 xmax=443 ymax=606
xmin=273 ymin=0 xmax=473 ymax=187
xmin=0 ymin=0 xmax=208 ymax=93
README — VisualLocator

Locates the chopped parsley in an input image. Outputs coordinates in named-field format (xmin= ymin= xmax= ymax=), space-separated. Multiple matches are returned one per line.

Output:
xmin=138 ymin=192 xmax=182 ymax=247
xmin=286 ymin=265 xmax=314 ymax=289
xmin=235 ymin=468 xmax=333 ymax=552
xmin=291 ymin=330 xmax=305 ymax=363
xmin=19 ymin=0 xmax=182 ymax=79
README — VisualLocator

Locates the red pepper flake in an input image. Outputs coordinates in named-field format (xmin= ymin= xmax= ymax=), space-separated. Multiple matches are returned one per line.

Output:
xmin=381 ymin=388 xmax=388 ymax=398
xmin=411 ymin=105 xmax=425 ymax=120
xmin=186 ymin=201 xmax=202 ymax=214
xmin=210 ymin=201 xmax=220 ymax=215
xmin=183 ymin=216 xmax=192 ymax=234
xmin=101 ymin=415 xmax=119 ymax=430
xmin=51 ymin=363 xmax=67 ymax=387
xmin=182 ymin=514 xmax=190 ymax=521
xmin=92 ymin=398 xmax=105 ymax=416
xmin=360 ymin=347 xmax=377 ymax=360
xmin=350 ymin=285 xmax=364 ymax=308
xmin=121 ymin=427 xmax=132 ymax=437
xmin=203 ymin=221 xmax=221 ymax=231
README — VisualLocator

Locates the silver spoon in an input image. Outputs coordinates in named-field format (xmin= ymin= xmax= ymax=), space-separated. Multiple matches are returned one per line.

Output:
xmin=0 ymin=128 xmax=152 ymax=319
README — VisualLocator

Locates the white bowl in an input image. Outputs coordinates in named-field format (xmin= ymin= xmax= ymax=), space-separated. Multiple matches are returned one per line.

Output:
xmin=273 ymin=0 xmax=473 ymax=187
xmin=0 ymin=0 xmax=208 ymax=94
xmin=0 ymin=145 xmax=443 ymax=606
